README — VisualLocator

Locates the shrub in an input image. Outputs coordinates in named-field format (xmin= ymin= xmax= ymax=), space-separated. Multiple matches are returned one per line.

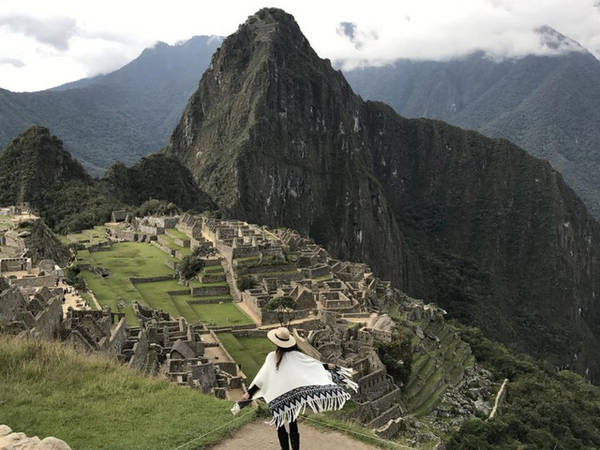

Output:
xmin=375 ymin=328 xmax=413 ymax=386
xmin=176 ymin=255 xmax=205 ymax=281
xmin=237 ymin=276 xmax=256 ymax=291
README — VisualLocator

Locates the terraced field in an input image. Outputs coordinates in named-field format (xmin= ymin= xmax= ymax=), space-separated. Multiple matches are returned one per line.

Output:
xmin=77 ymin=243 xmax=173 ymax=324
xmin=404 ymin=320 xmax=474 ymax=417
xmin=58 ymin=225 xmax=110 ymax=247
xmin=217 ymin=332 xmax=274 ymax=380
xmin=76 ymin=240 xmax=252 ymax=327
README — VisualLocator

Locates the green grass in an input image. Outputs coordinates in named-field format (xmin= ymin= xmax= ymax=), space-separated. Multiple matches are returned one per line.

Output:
xmin=217 ymin=333 xmax=274 ymax=380
xmin=204 ymin=265 xmax=225 ymax=273
xmin=171 ymin=300 xmax=253 ymax=327
xmin=166 ymin=228 xmax=189 ymax=240
xmin=313 ymin=274 xmax=333 ymax=281
xmin=0 ymin=336 xmax=255 ymax=450
xmin=159 ymin=233 xmax=179 ymax=251
xmin=77 ymin=242 xmax=175 ymax=324
xmin=80 ymin=291 xmax=97 ymax=310
xmin=177 ymin=247 xmax=193 ymax=257
xmin=189 ymin=280 xmax=229 ymax=288
xmin=76 ymin=240 xmax=251 ymax=327
xmin=233 ymin=255 xmax=261 ymax=262
xmin=61 ymin=225 xmax=109 ymax=247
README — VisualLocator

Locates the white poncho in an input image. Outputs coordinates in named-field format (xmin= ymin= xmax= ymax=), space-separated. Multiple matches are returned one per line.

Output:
xmin=249 ymin=350 xmax=357 ymax=427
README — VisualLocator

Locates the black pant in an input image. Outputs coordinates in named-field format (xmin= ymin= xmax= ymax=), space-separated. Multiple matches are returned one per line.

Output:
xmin=277 ymin=420 xmax=299 ymax=450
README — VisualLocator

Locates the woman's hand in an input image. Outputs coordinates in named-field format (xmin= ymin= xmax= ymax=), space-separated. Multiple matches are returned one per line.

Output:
xmin=241 ymin=392 xmax=250 ymax=401
xmin=327 ymin=363 xmax=336 ymax=370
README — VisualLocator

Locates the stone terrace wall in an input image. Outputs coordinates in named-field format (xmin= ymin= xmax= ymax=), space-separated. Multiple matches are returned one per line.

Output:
xmin=10 ymin=275 xmax=59 ymax=288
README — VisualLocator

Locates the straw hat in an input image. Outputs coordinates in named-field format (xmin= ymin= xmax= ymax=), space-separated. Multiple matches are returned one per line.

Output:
xmin=267 ymin=327 xmax=296 ymax=348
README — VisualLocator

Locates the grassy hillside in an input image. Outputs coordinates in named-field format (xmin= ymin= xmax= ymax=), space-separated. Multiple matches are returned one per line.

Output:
xmin=0 ymin=335 xmax=255 ymax=449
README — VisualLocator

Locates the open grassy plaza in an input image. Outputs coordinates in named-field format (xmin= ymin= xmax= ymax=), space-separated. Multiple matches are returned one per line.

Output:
xmin=76 ymin=240 xmax=252 ymax=327
xmin=58 ymin=225 xmax=113 ymax=247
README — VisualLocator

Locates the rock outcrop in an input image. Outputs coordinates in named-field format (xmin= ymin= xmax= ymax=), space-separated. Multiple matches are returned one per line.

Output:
xmin=0 ymin=425 xmax=70 ymax=450
xmin=168 ymin=8 xmax=600 ymax=382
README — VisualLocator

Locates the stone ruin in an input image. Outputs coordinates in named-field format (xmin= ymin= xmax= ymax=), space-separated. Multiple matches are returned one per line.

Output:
xmin=132 ymin=302 xmax=244 ymax=397
xmin=292 ymin=311 xmax=406 ymax=436
xmin=0 ymin=285 xmax=63 ymax=339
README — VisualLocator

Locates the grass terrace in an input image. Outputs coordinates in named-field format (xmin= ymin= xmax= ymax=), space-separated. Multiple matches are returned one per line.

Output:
xmin=217 ymin=332 xmax=274 ymax=380
xmin=74 ymin=235 xmax=253 ymax=327
xmin=0 ymin=335 xmax=255 ymax=450
xmin=159 ymin=233 xmax=180 ymax=251
xmin=166 ymin=228 xmax=189 ymax=240
xmin=59 ymin=225 xmax=109 ymax=247
xmin=76 ymin=242 xmax=175 ymax=324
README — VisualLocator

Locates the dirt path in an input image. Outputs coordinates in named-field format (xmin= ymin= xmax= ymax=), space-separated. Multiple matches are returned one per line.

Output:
xmin=210 ymin=419 xmax=377 ymax=449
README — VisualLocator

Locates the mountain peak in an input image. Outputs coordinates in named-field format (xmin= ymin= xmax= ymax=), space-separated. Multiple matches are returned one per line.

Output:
xmin=536 ymin=25 xmax=585 ymax=53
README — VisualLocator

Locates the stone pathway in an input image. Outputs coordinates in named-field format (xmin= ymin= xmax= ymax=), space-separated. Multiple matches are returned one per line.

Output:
xmin=210 ymin=420 xmax=377 ymax=449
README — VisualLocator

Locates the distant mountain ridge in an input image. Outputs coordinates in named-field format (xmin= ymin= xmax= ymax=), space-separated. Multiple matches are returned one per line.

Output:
xmin=0 ymin=126 xmax=213 ymax=232
xmin=0 ymin=36 xmax=222 ymax=175
xmin=168 ymin=8 xmax=600 ymax=383
xmin=344 ymin=33 xmax=600 ymax=217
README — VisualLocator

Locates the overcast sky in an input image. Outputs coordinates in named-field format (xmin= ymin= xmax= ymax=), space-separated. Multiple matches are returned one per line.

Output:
xmin=1 ymin=0 xmax=600 ymax=92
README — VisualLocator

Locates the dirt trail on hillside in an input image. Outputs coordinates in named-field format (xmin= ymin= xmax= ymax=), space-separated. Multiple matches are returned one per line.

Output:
xmin=210 ymin=419 xmax=378 ymax=449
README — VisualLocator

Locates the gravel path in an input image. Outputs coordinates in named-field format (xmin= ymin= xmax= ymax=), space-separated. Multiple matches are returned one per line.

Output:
xmin=210 ymin=419 xmax=377 ymax=449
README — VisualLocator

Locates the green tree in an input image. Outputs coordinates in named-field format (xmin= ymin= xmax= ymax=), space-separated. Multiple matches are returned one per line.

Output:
xmin=266 ymin=296 xmax=297 ymax=327
xmin=176 ymin=255 xmax=205 ymax=281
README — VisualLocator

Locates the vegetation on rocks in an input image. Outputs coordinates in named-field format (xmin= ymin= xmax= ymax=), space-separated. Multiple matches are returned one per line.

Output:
xmin=176 ymin=252 xmax=205 ymax=281
xmin=447 ymin=325 xmax=600 ymax=449
xmin=375 ymin=329 xmax=413 ymax=387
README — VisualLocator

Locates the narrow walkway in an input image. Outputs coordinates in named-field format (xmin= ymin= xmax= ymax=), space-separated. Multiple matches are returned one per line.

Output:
xmin=210 ymin=420 xmax=377 ymax=449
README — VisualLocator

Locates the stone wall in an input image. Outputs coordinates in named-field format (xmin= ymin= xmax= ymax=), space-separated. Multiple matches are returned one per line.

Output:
xmin=10 ymin=275 xmax=59 ymax=288
xmin=129 ymin=276 xmax=174 ymax=284
xmin=128 ymin=330 xmax=149 ymax=370
xmin=259 ymin=308 xmax=314 ymax=325
xmin=0 ymin=287 xmax=26 ymax=321
xmin=108 ymin=318 xmax=128 ymax=354
xmin=30 ymin=295 xmax=63 ymax=340
xmin=232 ymin=329 xmax=268 ymax=338
xmin=191 ymin=285 xmax=230 ymax=297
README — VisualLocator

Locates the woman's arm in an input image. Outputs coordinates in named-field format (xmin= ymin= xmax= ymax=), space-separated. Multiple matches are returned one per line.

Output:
xmin=241 ymin=384 xmax=259 ymax=400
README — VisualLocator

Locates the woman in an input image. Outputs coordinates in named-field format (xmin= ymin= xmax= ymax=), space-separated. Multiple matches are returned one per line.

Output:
xmin=237 ymin=327 xmax=357 ymax=450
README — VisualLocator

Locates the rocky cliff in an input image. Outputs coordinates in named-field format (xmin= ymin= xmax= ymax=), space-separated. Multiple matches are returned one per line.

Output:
xmin=168 ymin=8 xmax=600 ymax=382
xmin=345 ymin=40 xmax=600 ymax=219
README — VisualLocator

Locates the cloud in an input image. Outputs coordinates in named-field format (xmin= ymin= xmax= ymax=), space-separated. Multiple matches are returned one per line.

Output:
xmin=305 ymin=0 xmax=600 ymax=69
xmin=0 ymin=13 xmax=135 ymax=52
xmin=0 ymin=57 xmax=24 ymax=68
xmin=1 ymin=0 xmax=600 ymax=91
xmin=0 ymin=14 xmax=77 ymax=50
xmin=336 ymin=21 xmax=378 ymax=50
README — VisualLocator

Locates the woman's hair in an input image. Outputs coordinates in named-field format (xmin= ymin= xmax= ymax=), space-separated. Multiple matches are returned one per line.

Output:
xmin=275 ymin=344 xmax=299 ymax=370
